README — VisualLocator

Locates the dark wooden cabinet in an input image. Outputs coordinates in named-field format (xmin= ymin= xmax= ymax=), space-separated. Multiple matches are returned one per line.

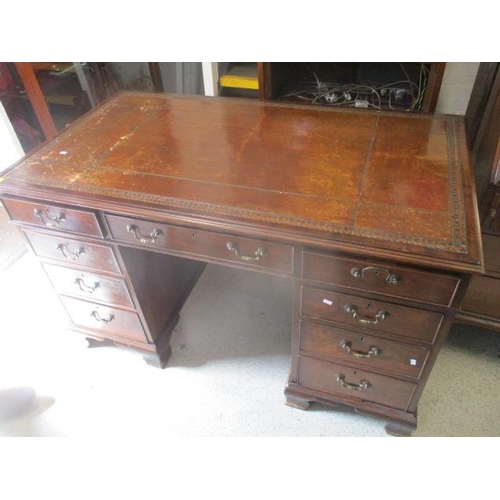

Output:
xmin=219 ymin=63 xmax=445 ymax=113
xmin=483 ymin=190 xmax=500 ymax=233
xmin=459 ymin=189 xmax=500 ymax=330
xmin=457 ymin=63 xmax=500 ymax=332
xmin=258 ymin=62 xmax=445 ymax=113
xmin=0 ymin=92 xmax=483 ymax=435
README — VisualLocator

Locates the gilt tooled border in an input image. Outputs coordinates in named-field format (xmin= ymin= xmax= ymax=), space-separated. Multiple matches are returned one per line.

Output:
xmin=5 ymin=115 xmax=468 ymax=254
xmin=445 ymin=116 xmax=467 ymax=251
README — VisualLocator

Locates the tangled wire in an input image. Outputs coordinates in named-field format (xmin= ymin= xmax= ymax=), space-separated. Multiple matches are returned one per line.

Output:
xmin=280 ymin=63 xmax=429 ymax=112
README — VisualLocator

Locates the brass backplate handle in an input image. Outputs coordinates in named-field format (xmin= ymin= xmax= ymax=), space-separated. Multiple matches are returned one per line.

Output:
xmin=350 ymin=266 xmax=402 ymax=285
xmin=34 ymin=208 xmax=66 ymax=227
xmin=90 ymin=310 xmax=114 ymax=324
xmin=74 ymin=278 xmax=100 ymax=293
xmin=226 ymin=241 xmax=268 ymax=261
xmin=340 ymin=340 xmax=381 ymax=358
xmin=336 ymin=375 xmax=371 ymax=391
xmin=487 ymin=208 xmax=497 ymax=219
xmin=344 ymin=304 xmax=389 ymax=325
xmin=56 ymin=243 xmax=84 ymax=260
xmin=126 ymin=224 xmax=163 ymax=244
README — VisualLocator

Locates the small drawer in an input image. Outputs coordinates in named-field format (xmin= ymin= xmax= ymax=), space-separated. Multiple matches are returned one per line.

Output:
xmin=3 ymin=197 xmax=103 ymax=238
xmin=301 ymin=286 xmax=444 ymax=344
xmin=59 ymin=295 xmax=147 ymax=342
xmin=302 ymin=251 xmax=460 ymax=306
xmin=24 ymin=231 xmax=121 ymax=274
xmin=105 ymin=213 xmax=294 ymax=274
xmin=299 ymin=320 xmax=430 ymax=378
xmin=42 ymin=263 xmax=133 ymax=308
xmin=298 ymin=355 xmax=417 ymax=411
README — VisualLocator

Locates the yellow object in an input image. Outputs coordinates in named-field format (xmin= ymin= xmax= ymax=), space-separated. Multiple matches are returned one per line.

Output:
xmin=220 ymin=74 xmax=259 ymax=90
xmin=44 ymin=94 xmax=78 ymax=106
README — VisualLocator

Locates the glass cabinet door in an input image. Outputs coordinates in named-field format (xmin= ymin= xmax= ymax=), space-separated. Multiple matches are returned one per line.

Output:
xmin=0 ymin=62 xmax=46 ymax=151
xmin=1 ymin=62 xmax=204 ymax=155
xmin=30 ymin=62 xmax=163 ymax=132
xmin=30 ymin=62 xmax=94 ymax=131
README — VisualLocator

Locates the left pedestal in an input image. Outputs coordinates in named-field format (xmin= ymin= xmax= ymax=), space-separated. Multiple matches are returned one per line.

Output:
xmin=2 ymin=195 xmax=205 ymax=369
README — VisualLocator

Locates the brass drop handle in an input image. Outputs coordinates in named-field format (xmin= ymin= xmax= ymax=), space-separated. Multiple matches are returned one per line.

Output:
xmin=336 ymin=375 xmax=371 ymax=391
xmin=34 ymin=208 xmax=66 ymax=227
xmin=344 ymin=304 xmax=389 ymax=325
xmin=126 ymin=224 xmax=163 ymax=244
xmin=74 ymin=278 xmax=100 ymax=293
xmin=226 ymin=242 xmax=268 ymax=261
xmin=90 ymin=310 xmax=114 ymax=324
xmin=56 ymin=243 xmax=84 ymax=260
xmin=340 ymin=340 xmax=382 ymax=358
xmin=350 ymin=266 xmax=402 ymax=285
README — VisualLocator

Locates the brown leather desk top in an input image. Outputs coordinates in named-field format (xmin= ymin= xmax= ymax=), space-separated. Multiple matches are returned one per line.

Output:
xmin=0 ymin=92 xmax=483 ymax=273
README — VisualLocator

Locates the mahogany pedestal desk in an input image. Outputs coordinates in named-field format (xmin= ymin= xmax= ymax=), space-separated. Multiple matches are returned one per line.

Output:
xmin=0 ymin=92 xmax=484 ymax=435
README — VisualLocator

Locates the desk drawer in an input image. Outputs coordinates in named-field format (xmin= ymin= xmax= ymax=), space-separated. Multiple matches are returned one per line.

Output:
xmin=105 ymin=214 xmax=293 ymax=274
xmin=59 ymin=296 xmax=147 ymax=342
xmin=25 ymin=231 xmax=121 ymax=274
xmin=482 ymin=234 xmax=500 ymax=275
xmin=297 ymin=355 xmax=416 ymax=411
xmin=302 ymin=251 xmax=460 ymax=306
xmin=461 ymin=274 xmax=500 ymax=320
xmin=299 ymin=321 xmax=430 ymax=378
xmin=42 ymin=263 xmax=133 ymax=308
xmin=3 ymin=197 xmax=103 ymax=237
xmin=301 ymin=286 xmax=443 ymax=344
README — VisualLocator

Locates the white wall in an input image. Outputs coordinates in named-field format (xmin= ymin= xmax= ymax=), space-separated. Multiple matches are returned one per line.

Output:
xmin=0 ymin=102 xmax=24 ymax=174
xmin=435 ymin=62 xmax=480 ymax=115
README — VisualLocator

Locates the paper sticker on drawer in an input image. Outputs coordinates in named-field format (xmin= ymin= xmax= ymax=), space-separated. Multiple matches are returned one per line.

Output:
xmin=322 ymin=298 xmax=333 ymax=306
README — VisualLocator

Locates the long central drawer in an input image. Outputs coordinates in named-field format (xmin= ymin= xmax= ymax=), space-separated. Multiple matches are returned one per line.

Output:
xmin=105 ymin=213 xmax=294 ymax=274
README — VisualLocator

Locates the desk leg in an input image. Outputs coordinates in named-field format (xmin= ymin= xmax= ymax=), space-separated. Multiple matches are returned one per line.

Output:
xmin=117 ymin=247 xmax=206 ymax=369
xmin=86 ymin=338 xmax=116 ymax=348
xmin=285 ymin=393 xmax=311 ymax=411
xmin=143 ymin=345 xmax=172 ymax=369
xmin=384 ymin=420 xmax=416 ymax=437
xmin=142 ymin=312 xmax=179 ymax=368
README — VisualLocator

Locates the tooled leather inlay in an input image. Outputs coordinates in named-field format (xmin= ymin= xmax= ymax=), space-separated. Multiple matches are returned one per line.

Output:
xmin=3 ymin=94 xmax=468 ymax=254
